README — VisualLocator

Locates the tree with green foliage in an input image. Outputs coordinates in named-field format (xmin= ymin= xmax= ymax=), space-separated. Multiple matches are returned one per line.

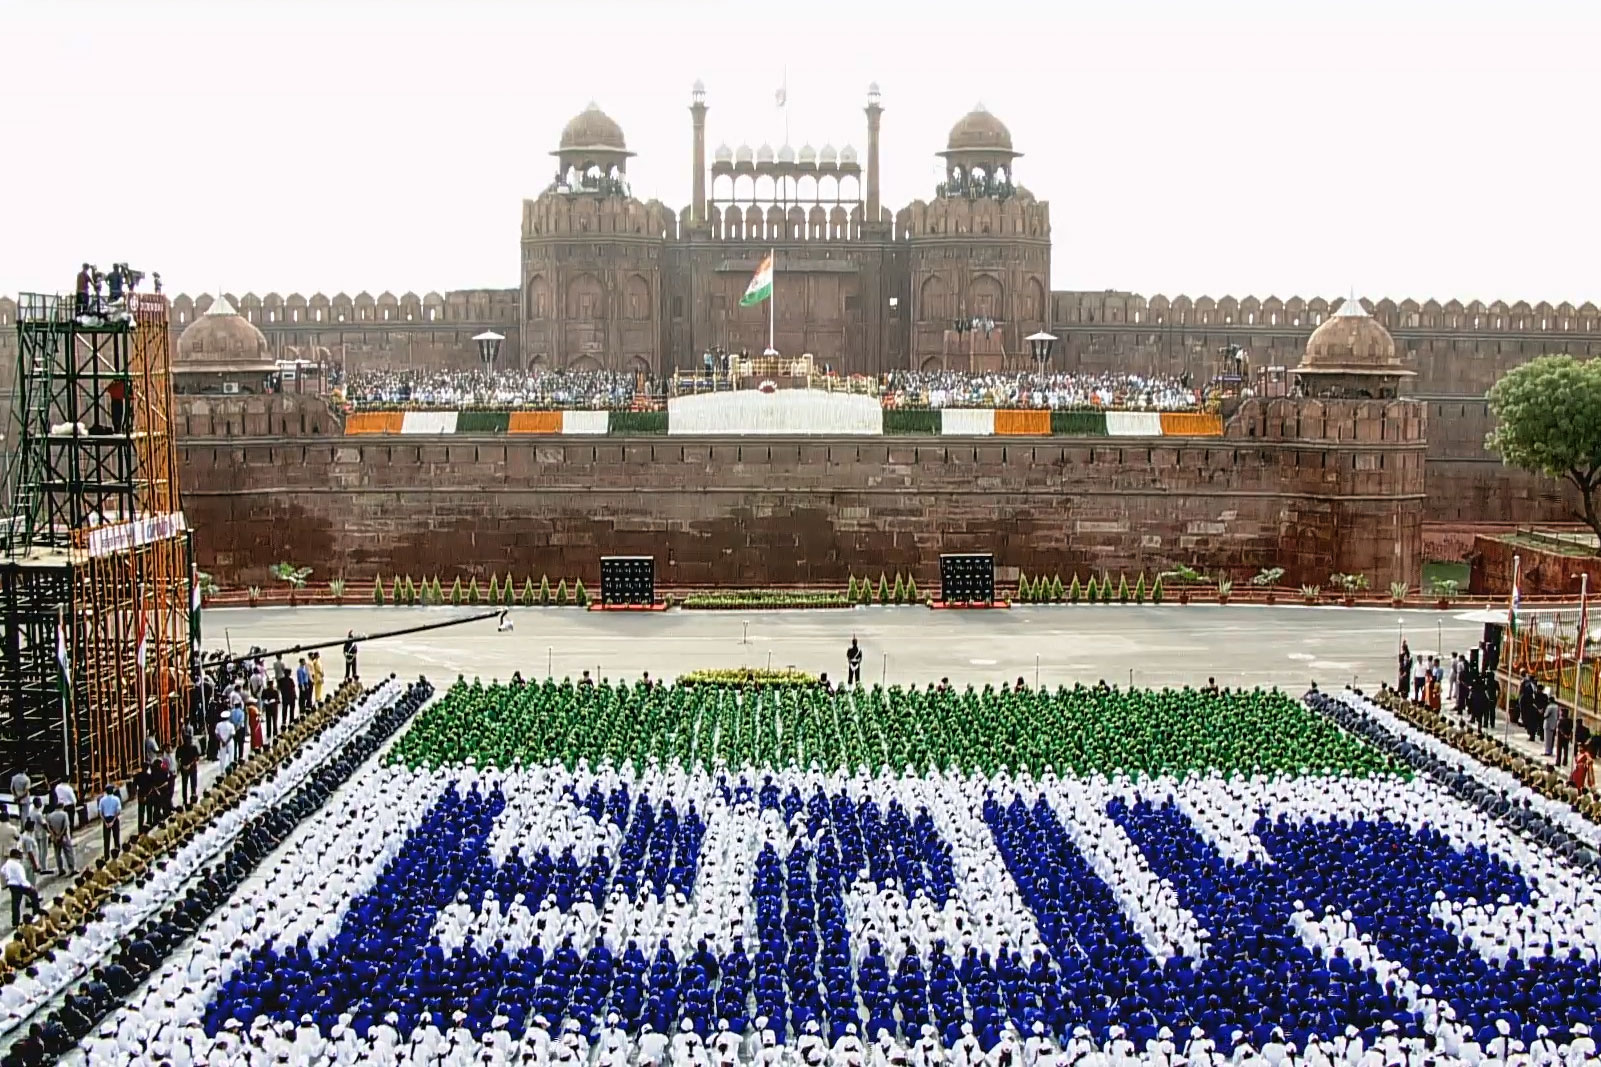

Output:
xmin=488 ymin=574 xmax=502 ymax=604
xmin=906 ymin=576 xmax=920 ymax=603
xmin=892 ymin=573 xmax=907 ymax=603
xmin=847 ymin=575 xmax=860 ymax=602
xmin=877 ymin=573 xmax=890 ymax=604
xmin=539 ymin=575 xmax=552 ymax=606
xmin=449 ymin=577 xmax=464 ymax=605
xmin=372 ymin=576 xmax=386 ymax=606
xmin=859 ymin=576 xmax=874 ymax=605
xmin=404 ymin=576 xmax=418 ymax=605
xmin=1151 ymin=575 xmax=1165 ymax=604
xmin=520 ymin=577 xmax=535 ymax=606
xmin=1116 ymin=574 xmax=1130 ymax=603
xmin=391 ymin=576 xmax=404 ymax=604
xmin=467 ymin=577 xmax=482 ymax=605
xmin=1049 ymin=574 xmax=1065 ymax=601
xmin=1101 ymin=574 xmax=1115 ymax=604
xmin=556 ymin=578 xmax=570 ymax=604
xmin=1488 ymin=354 xmax=1601 ymax=547
xmin=1083 ymin=575 xmax=1099 ymax=603
xmin=1133 ymin=573 xmax=1147 ymax=603
xmin=574 ymin=578 xmax=589 ymax=606
xmin=1068 ymin=574 xmax=1082 ymax=603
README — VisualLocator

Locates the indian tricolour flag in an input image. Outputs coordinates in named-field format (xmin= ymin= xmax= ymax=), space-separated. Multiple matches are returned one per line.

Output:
xmin=739 ymin=252 xmax=773 ymax=306
xmin=55 ymin=609 xmax=71 ymax=714
xmin=154 ymin=680 xmax=1599 ymax=1057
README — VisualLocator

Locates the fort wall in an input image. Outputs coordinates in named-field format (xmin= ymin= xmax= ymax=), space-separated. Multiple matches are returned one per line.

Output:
xmin=177 ymin=398 xmax=1424 ymax=592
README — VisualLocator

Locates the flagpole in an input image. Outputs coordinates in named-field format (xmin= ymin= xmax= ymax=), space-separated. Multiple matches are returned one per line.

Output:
xmin=1502 ymin=553 xmax=1521 ymax=737
xmin=768 ymin=248 xmax=776 ymax=356
xmin=57 ymin=606 xmax=73 ymax=785
xmin=1576 ymin=572 xmax=1589 ymax=742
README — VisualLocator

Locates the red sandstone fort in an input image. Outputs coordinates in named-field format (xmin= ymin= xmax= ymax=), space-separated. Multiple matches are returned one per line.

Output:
xmin=2 ymin=89 xmax=1589 ymax=590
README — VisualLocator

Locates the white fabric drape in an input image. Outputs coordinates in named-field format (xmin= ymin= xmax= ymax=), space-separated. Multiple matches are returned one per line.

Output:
xmin=561 ymin=410 xmax=610 ymax=435
xmin=940 ymin=409 xmax=996 ymax=436
xmin=400 ymin=411 xmax=459 ymax=435
xmin=1104 ymin=411 xmax=1163 ymax=436
xmin=667 ymin=391 xmax=883 ymax=435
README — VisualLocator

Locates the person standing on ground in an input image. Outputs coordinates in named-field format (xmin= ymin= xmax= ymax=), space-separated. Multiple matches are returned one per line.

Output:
xmin=215 ymin=715 xmax=235 ymax=772
xmin=1398 ymin=642 xmax=1412 ymax=695
xmin=1543 ymin=687 xmax=1560 ymax=756
xmin=3 ymin=849 xmax=41 ymax=929
xmin=343 ymin=631 xmax=359 ymax=682
xmin=43 ymin=803 xmax=72 ymax=876
xmin=296 ymin=657 xmax=312 ymax=717
xmin=0 ymin=810 xmax=14 ymax=865
xmin=274 ymin=655 xmax=295 ymax=723
xmin=8 ymin=770 xmax=28 ymax=807
xmin=1557 ymin=708 xmax=1574 ymax=766
xmin=97 ymin=786 xmax=122 ymax=858
xmin=230 ymin=700 xmax=246 ymax=764
xmin=176 ymin=731 xmax=199 ymax=806
xmin=846 ymin=638 xmax=863 ymax=686
xmin=261 ymin=682 xmax=279 ymax=743
xmin=247 ymin=700 xmax=264 ymax=753
xmin=310 ymin=651 xmax=325 ymax=703
xmin=132 ymin=762 xmax=155 ymax=834
xmin=50 ymin=779 xmax=76 ymax=831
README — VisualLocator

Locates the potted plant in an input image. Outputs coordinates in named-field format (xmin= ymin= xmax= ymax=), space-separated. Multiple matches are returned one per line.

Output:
xmin=1330 ymin=572 xmax=1368 ymax=606
xmin=372 ymin=576 xmax=386 ymax=606
xmin=329 ymin=577 xmax=347 ymax=604
xmin=1432 ymin=578 xmax=1459 ymax=609
xmin=1300 ymin=584 xmax=1321 ymax=605
xmin=196 ymin=571 xmax=219 ymax=606
xmin=1389 ymin=580 xmax=1409 ymax=608
xmin=1216 ymin=577 xmax=1234 ymax=605
xmin=269 ymin=562 xmax=313 ymax=606
xmin=248 ymin=585 xmax=262 ymax=607
xmin=1161 ymin=564 xmax=1205 ymax=605
xmin=1251 ymin=567 xmax=1284 ymax=605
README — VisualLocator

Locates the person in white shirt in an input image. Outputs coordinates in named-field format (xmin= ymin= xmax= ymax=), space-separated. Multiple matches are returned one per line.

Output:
xmin=216 ymin=717 xmax=237 ymax=771
xmin=3 ymin=847 xmax=41 ymax=928
xmin=98 ymin=784 xmax=124 ymax=856
xmin=51 ymin=779 xmax=76 ymax=830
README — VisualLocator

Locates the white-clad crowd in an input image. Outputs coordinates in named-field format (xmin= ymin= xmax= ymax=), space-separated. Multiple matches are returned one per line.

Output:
xmin=337 ymin=369 xmax=642 ymax=410
xmin=883 ymin=372 xmax=1198 ymax=411
xmin=65 ymin=754 xmax=1601 ymax=1066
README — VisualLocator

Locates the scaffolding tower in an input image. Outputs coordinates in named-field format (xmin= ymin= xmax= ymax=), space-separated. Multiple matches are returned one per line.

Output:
xmin=1 ymin=289 xmax=194 ymax=795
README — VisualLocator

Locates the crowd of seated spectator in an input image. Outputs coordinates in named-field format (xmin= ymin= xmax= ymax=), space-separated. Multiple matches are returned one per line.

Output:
xmin=882 ymin=371 xmax=1199 ymax=410
xmin=332 ymin=366 xmax=1201 ymax=412
xmin=334 ymin=368 xmax=642 ymax=410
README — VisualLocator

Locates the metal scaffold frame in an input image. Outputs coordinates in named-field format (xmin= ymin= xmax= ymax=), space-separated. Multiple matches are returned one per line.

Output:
xmin=2 ymin=289 xmax=194 ymax=794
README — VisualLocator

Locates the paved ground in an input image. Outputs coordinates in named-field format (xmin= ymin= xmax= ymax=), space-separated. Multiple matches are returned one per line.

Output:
xmin=205 ymin=603 xmax=1486 ymax=693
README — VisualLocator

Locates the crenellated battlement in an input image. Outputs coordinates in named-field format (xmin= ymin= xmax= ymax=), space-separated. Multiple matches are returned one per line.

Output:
xmin=1052 ymin=290 xmax=1601 ymax=334
xmin=897 ymin=190 xmax=1050 ymax=241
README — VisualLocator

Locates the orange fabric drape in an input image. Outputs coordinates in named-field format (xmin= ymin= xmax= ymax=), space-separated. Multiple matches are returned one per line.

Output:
xmin=993 ymin=409 xmax=1051 ymax=435
xmin=1158 ymin=412 xmax=1224 ymax=437
xmin=507 ymin=411 xmax=564 ymax=434
xmin=344 ymin=411 xmax=405 ymax=435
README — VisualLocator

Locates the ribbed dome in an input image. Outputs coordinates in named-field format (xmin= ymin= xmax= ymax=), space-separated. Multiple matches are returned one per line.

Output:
xmin=946 ymin=104 xmax=1013 ymax=153
xmin=756 ymin=143 xmax=775 ymax=163
xmin=777 ymin=144 xmax=796 ymax=164
xmin=714 ymin=143 xmax=733 ymax=162
xmin=735 ymin=144 xmax=754 ymax=164
xmin=1302 ymin=296 xmax=1400 ymax=370
xmin=558 ymin=103 xmax=627 ymax=153
xmin=819 ymin=144 xmax=838 ymax=164
xmin=177 ymin=294 xmax=271 ymax=365
xmin=839 ymin=144 xmax=858 ymax=164
xmin=798 ymin=144 xmax=817 ymax=163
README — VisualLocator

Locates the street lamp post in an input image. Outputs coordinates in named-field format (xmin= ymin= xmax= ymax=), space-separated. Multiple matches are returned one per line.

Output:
xmin=473 ymin=330 xmax=505 ymax=367
xmin=1026 ymin=330 xmax=1057 ymax=377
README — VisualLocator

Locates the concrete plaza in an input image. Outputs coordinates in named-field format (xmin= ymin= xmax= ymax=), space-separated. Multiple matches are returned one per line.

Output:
xmin=204 ymin=602 xmax=1487 ymax=694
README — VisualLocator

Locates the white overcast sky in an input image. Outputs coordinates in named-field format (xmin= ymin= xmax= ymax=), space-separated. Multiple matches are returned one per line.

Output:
xmin=2 ymin=0 xmax=1595 ymax=304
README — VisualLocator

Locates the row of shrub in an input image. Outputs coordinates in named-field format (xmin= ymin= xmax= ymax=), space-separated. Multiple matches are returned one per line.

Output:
xmin=1016 ymin=572 xmax=1168 ymax=604
xmin=372 ymin=574 xmax=590 ymax=606
xmin=847 ymin=573 xmax=923 ymax=605
xmin=680 ymin=591 xmax=852 ymax=610
xmin=679 ymin=668 xmax=819 ymax=687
